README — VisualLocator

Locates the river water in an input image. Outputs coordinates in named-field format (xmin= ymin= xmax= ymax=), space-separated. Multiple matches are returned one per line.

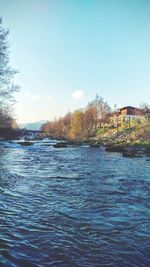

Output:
xmin=0 ymin=140 xmax=150 ymax=267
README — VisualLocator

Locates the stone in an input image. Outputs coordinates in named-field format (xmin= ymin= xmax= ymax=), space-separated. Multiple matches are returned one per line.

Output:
xmin=17 ymin=141 xmax=33 ymax=146
xmin=53 ymin=142 xmax=67 ymax=148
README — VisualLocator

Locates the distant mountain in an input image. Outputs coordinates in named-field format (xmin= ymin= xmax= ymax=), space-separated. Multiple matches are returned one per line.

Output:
xmin=20 ymin=120 xmax=47 ymax=130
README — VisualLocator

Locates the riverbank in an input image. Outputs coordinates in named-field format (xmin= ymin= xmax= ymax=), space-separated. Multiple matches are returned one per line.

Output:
xmin=1 ymin=127 xmax=150 ymax=158
xmin=0 ymin=127 xmax=20 ymax=140
xmin=99 ymin=124 xmax=150 ymax=157
xmin=39 ymin=123 xmax=150 ymax=157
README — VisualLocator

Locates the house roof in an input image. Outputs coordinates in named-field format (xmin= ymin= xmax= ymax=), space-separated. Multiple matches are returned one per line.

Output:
xmin=117 ymin=106 xmax=145 ymax=116
xmin=118 ymin=106 xmax=139 ymax=111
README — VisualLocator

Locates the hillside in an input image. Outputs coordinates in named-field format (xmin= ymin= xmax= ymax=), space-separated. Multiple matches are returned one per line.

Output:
xmin=98 ymin=124 xmax=150 ymax=146
xmin=20 ymin=120 xmax=47 ymax=130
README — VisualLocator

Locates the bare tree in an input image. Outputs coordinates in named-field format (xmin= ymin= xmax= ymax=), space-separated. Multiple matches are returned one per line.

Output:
xmin=140 ymin=102 xmax=150 ymax=123
xmin=0 ymin=18 xmax=19 ymax=127
xmin=89 ymin=94 xmax=111 ymax=128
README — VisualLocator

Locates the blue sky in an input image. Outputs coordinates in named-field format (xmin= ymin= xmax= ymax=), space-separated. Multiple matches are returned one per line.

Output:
xmin=0 ymin=0 xmax=150 ymax=123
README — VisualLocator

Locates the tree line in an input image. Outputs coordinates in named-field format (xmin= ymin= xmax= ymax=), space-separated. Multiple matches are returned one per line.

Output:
xmin=41 ymin=95 xmax=111 ymax=141
xmin=41 ymin=97 xmax=150 ymax=142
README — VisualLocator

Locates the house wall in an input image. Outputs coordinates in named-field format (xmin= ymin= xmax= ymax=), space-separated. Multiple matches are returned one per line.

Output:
xmin=119 ymin=107 xmax=144 ymax=116
xmin=122 ymin=115 xmax=144 ymax=121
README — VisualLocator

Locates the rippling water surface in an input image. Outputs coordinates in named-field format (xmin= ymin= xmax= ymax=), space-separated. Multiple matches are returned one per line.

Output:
xmin=0 ymin=140 xmax=150 ymax=267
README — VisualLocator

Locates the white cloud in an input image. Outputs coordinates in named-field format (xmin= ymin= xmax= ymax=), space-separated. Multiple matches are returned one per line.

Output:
xmin=72 ymin=90 xmax=85 ymax=100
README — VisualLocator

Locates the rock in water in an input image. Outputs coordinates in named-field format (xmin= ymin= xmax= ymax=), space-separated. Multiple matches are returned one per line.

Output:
xmin=53 ymin=142 xmax=67 ymax=148
xmin=17 ymin=141 xmax=33 ymax=146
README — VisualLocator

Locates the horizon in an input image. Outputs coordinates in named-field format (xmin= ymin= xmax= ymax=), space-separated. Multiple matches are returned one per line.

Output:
xmin=1 ymin=0 xmax=150 ymax=123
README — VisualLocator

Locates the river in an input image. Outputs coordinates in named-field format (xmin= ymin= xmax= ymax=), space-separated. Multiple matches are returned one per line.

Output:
xmin=0 ymin=139 xmax=150 ymax=267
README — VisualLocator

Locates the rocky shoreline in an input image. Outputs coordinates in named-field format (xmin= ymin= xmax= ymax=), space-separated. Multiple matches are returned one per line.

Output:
xmin=44 ymin=139 xmax=150 ymax=158
xmin=105 ymin=144 xmax=150 ymax=158
xmin=63 ymin=139 xmax=150 ymax=158
xmin=0 ymin=136 xmax=150 ymax=158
